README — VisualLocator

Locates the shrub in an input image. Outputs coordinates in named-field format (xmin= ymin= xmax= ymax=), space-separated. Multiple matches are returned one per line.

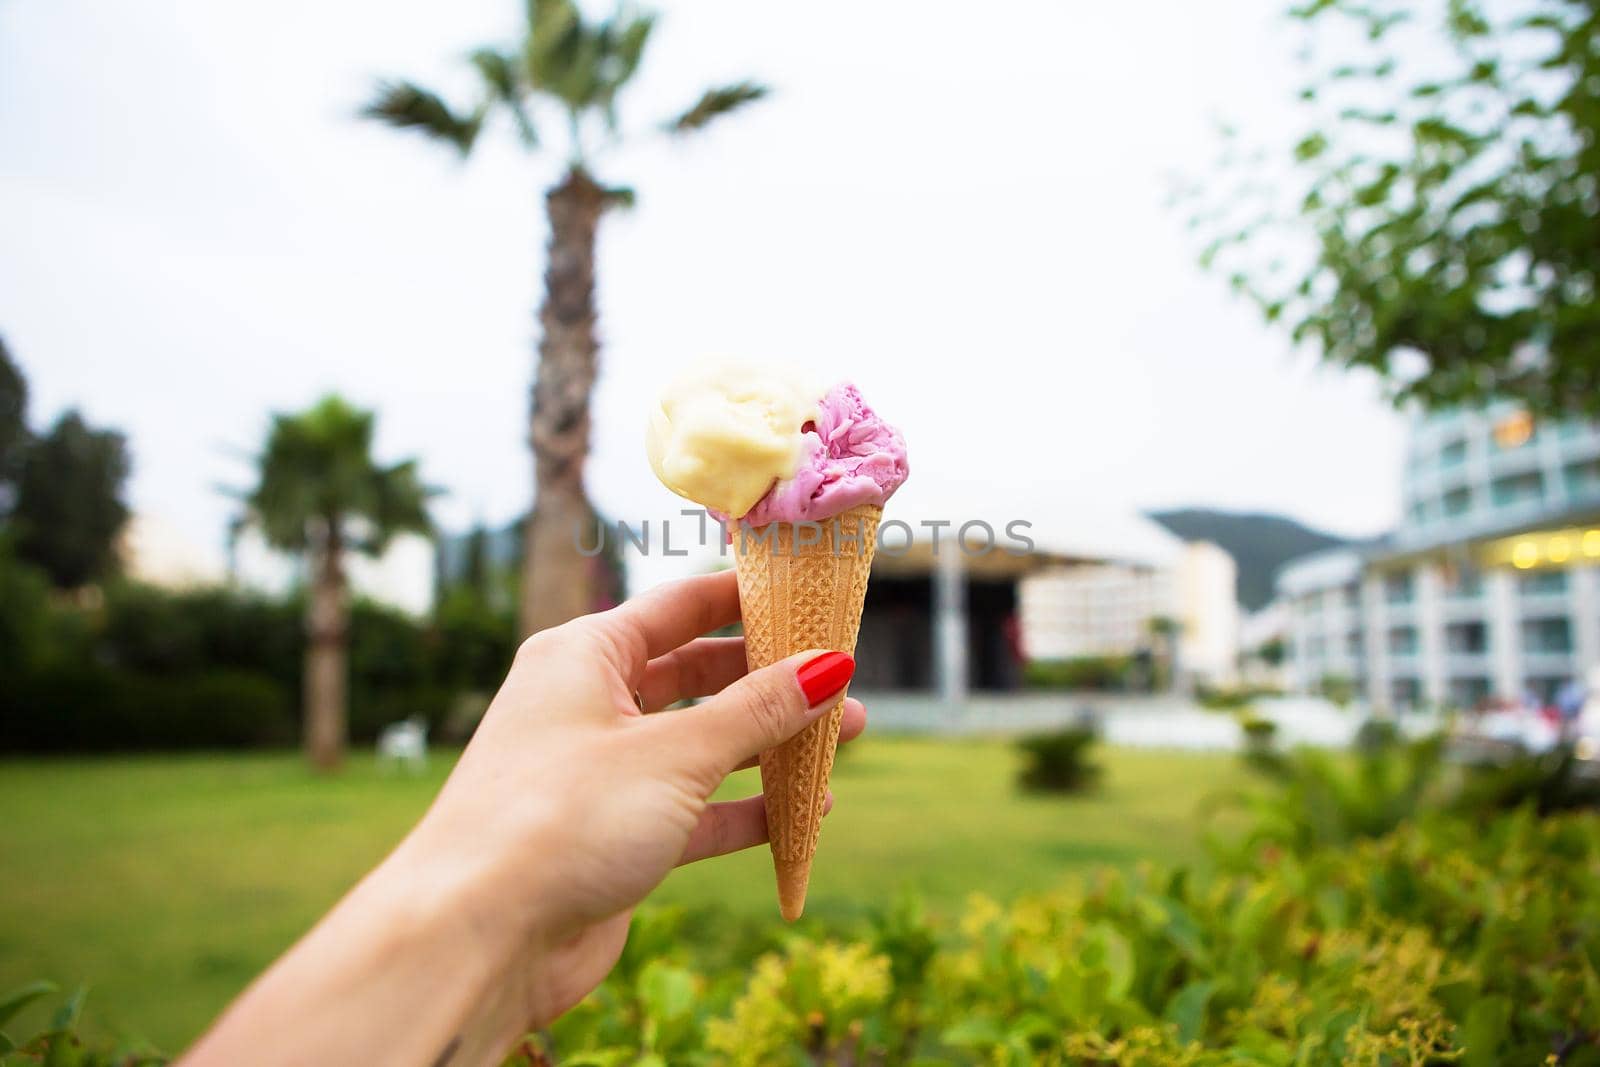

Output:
xmin=1015 ymin=725 xmax=1101 ymax=794
xmin=1353 ymin=716 xmax=1401 ymax=753
xmin=1452 ymin=743 xmax=1600 ymax=817
xmin=0 ymin=579 xmax=519 ymax=753
xmin=532 ymin=809 xmax=1600 ymax=1065
xmin=0 ymin=980 xmax=165 ymax=1065
xmin=1213 ymin=731 xmax=1449 ymax=858
xmin=1195 ymin=684 xmax=1283 ymax=711
xmin=1024 ymin=656 xmax=1132 ymax=692
xmin=0 ymin=666 xmax=294 ymax=752
xmin=1317 ymin=672 xmax=1357 ymax=708
xmin=1236 ymin=711 xmax=1280 ymax=773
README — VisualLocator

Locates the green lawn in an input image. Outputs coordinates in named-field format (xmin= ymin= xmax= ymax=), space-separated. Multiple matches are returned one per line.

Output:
xmin=0 ymin=740 xmax=1246 ymax=1052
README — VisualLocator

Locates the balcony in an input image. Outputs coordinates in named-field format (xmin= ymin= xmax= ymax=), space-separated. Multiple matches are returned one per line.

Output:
xmin=1523 ymin=650 xmax=1575 ymax=675
xmin=1487 ymin=441 xmax=1543 ymax=477
xmin=1444 ymin=651 xmax=1493 ymax=676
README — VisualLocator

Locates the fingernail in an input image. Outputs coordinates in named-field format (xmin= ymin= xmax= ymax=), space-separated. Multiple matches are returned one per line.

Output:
xmin=796 ymin=651 xmax=854 ymax=706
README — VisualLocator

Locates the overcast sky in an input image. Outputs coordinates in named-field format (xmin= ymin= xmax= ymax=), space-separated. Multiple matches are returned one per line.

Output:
xmin=0 ymin=0 xmax=1409 ymax=576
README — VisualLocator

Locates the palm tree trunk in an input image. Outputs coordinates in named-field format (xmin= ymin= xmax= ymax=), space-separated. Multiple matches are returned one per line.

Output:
xmin=522 ymin=166 xmax=607 ymax=638
xmin=304 ymin=526 xmax=349 ymax=771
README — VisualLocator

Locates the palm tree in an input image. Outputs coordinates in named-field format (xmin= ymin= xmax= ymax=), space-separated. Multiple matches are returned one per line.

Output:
xmin=240 ymin=396 xmax=435 ymax=771
xmin=364 ymin=0 xmax=767 ymax=638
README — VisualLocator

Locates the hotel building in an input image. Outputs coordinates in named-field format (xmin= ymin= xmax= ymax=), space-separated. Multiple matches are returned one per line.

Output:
xmin=1279 ymin=404 xmax=1600 ymax=710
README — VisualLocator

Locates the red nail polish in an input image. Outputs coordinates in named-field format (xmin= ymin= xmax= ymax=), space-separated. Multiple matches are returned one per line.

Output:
xmin=796 ymin=651 xmax=855 ymax=706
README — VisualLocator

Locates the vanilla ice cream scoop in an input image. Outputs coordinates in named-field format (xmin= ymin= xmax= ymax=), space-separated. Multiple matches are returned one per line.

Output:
xmin=646 ymin=361 xmax=908 ymax=524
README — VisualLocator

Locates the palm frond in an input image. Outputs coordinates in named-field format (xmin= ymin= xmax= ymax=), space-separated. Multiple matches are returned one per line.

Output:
xmin=526 ymin=0 xmax=587 ymax=103
xmin=602 ymin=184 xmax=636 ymax=210
xmin=608 ymin=12 xmax=655 ymax=91
xmin=362 ymin=80 xmax=484 ymax=156
xmin=469 ymin=48 xmax=539 ymax=146
xmin=667 ymin=81 xmax=768 ymax=134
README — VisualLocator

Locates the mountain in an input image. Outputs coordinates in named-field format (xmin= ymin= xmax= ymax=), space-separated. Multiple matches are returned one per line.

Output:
xmin=1147 ymin=508 xmax=1356 ymax=612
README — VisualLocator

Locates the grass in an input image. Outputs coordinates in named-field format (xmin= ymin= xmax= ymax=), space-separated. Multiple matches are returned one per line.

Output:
xmin=0 ymin=739 xmax=1246 ymax=1052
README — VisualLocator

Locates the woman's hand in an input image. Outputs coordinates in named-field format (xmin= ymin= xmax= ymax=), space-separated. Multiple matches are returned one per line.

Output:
xmin=182 ymin=569 xmax=864 ymax=1067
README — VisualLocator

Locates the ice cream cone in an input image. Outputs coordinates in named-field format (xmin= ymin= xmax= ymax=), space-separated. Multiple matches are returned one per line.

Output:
xmin=732 ymin=502 xmax=882 ymax=920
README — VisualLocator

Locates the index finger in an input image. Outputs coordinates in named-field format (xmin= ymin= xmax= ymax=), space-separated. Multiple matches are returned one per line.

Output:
xmin=601 ymin=569 xmax=742 ymax=663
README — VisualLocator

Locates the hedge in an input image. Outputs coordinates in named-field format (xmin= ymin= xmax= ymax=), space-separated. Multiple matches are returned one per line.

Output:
xmin=0 ymin=570 xmax=517 ymax=753
xmin=538 ymin=808 xmax=1600 ymax=1066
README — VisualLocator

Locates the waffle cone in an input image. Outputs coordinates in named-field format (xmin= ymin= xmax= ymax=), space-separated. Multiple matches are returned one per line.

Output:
xmin=732 ymin=503 xmax=882 ymax=920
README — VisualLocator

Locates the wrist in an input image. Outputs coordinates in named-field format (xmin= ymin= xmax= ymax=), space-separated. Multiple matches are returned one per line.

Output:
xmin=392 ymin=797 xmax=562 ymax=959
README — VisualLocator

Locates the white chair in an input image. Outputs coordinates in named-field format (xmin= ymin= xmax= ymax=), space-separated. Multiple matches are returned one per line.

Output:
xmin=377 ymin=716 xmax=428 ymax=773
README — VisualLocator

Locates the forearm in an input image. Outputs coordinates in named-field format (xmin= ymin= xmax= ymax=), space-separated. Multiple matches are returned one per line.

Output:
xmin=180 ymin=828 xmax=535 ymax=1067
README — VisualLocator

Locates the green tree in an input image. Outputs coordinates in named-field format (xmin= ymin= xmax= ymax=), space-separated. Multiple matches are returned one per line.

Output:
xmin=1259 ymin=635 xmax=1288 ymax=668
xmin=12 ymin=411 xmax=130 ymax=590
xmin=0 ymin=336 xmax=27 ymax=510
xmin=365 ymin=0 xmax=766 ymax=637
xmin=1196 ymin=0 xmax=1600 ymax=415
xmin=238 ymin=396 xmax=434 ymax=770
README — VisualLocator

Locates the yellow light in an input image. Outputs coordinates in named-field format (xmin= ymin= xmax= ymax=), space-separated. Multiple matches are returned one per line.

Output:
xmin=1494 ymin=410 xmax=1534 ymax=449
xmin=1585 ymin=530 xmax=1600 ymax=558
xmin=1548 ymin=537 xmax=1572 ymax=563
xmin=1512 ymin=541 xmax=1539 ymax=569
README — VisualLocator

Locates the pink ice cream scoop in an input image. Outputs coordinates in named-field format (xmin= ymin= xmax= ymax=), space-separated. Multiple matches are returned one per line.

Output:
xmin=736 ymin=382 xmax=909 ymax=526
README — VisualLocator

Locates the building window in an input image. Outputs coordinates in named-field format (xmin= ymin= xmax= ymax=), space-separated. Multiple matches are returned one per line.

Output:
xmin=1558 ymin=421 xmax=1595 ymax=441
xmin=1408 ymin=501 xmax=1430 ymax=526
xmin=1448 ymin=676 xmax=1491 ymax=709
xmin=1387 ymin=626 xmax=1419 ymax=654
xmin=1384 ymin=572 xmax=1414 ymax=604
xmin=1491 ymin=471 xmax=1544 ymax=508
xmin=1391 ymin=677 xmax=1421 ymax=709
xmin=1441 ymin=564 xmax=1483 ymax=598
xmin=1439 ymin=438 xmax=1468 ymax=468
xmin=1442 ymin=487 xmax=1472 ymax=517
xmin=1564 ymin=460 xmax=1600 ymax=499
xmin=1342 ymin=583 xmax=1361 ymax=608
xmin=1519 ymin=570 xmax=1569 ymax=596
xmin=1346 ymin=630 xmax=1364 ymax=657
xmin=1525 ymin=675 xmax=1570 ymax=704
xmin=1521 ymin=617 xmax=1573 ymax=654
xmin=1445 ymin=621 xmax=1488 ymax=654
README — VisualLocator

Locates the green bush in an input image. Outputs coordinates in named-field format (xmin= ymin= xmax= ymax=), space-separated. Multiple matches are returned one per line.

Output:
xmin=1236 ymin=712 xmax=1280 ymax=773
xmin=1024 ymin=657 xmax=1132 ymax=692
xmin=1352 ymin=717 xmax=1401 ymax=754
xmin=528 ymin=808 xmax=1600 ymax=1065
xmin=1195 ymin=684 xmax=1283 ymax=711
xmin=0 ymin=981 xmax=164 ymax=1066
xmin=0 ymin=666 xmax=294 ymax=751
xmin=1453 ymin=743 xmax=1600 ymax=817
xmin=1317 ymin=673 xmax=1357 ymax=708
xmin=100 ymin=583 xmax=301 ymax=684
xmin=0 ymin=578 xmax=518 ymax=753
xmin=1213 ymin=731 xmax=1449 ymax=858
xmin=1015 ymin=726 xmax=1102 ymax=794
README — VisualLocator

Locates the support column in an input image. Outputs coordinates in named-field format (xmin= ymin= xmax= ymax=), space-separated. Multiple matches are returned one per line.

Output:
xmin=933 ymin=547 xmax=968 ymax=705
xmin=1289 ymin=607 xmax=1313 ymax=694
xmin=1362 ymin=574 xmax=1389 ymax=710
xmin=1487 ymin=569 xmax=1521 ymax=700
xmin=1572 ymin=565 xmax=1600 ymax=679
xmin=1416 ymin=563 xmax=1447 ymax=707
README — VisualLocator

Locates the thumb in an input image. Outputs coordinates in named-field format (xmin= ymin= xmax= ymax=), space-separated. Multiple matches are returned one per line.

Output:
xmin=672 ymin=649 xmax=856 ymax=773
